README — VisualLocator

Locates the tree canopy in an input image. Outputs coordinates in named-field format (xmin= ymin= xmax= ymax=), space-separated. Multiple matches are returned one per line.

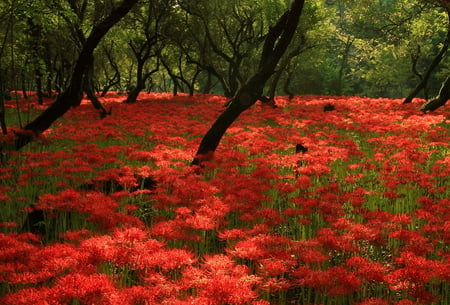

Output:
xmin=0 ymin=0 xmax=449 ymax=99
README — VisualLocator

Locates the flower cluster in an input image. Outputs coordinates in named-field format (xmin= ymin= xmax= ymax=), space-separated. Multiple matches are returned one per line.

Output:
xmin=1 ymin=93 xmax=449 ymax=304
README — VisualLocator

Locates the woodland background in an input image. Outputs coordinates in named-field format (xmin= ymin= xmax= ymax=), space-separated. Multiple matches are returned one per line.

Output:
xmin=0 ymin=0 xmax=449 ymax=103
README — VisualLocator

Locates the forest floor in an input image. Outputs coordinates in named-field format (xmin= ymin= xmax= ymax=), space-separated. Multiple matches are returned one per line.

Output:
xmin=0 ymin=93 xmax=449 ymax=305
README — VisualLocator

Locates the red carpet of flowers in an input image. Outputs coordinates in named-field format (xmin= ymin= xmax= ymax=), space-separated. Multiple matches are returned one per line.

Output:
xmin=0 ymin=93 xmax=449 ymax=304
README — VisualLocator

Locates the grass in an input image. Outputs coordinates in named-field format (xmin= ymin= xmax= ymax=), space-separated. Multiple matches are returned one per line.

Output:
xmin=0 ymin=92 xmax=449 ymax=305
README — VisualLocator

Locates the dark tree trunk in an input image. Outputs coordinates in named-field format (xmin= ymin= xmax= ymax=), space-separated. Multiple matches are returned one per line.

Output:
xmin=267 ymin=39 xmax=307 ymax=101
xmin=82 ymin=56 xmax=109 ymax=116
xmin=124 ymin=62 xmax=158 ymax=103
xmin=283 ymin=69 xmax=295 ymax=99
xmin=100 ymin=43 xmax=121 ymax=97
xmin=337 ymin=36 xmax=353 ymax=96
xmin=13 ymin=0 xmax=138 ymax=150
xmin=35 ymin=72 xmax=44 ymax=105
xmin=125 ymin=86 xmax=143 ymax=103
xmin=21 ymin=71 xmax=28 ymax=99
xmin=268 ymin=69 xmax=283 ymax=101
xmin=202 ymin=70 xmax=213 ymax=93
xmin=192 ymin=100 xmax=250 ymax=165
xmin=192 ymin=0 xmax=305 ymax=166
xmin=28 ymin=17 xmax=45 ymax=105
xmin=124 ymin=60 xmax=146 ymax=104
xmin=410 ymin=45 xmax=428 ymax=100
xmin=421 ymin=74 xmax=450 ymax=111
xmin=403 ymin=7 xmax=450 ymax=104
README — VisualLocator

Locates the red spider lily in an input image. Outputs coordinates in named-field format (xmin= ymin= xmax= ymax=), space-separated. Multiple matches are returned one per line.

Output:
xmin=37 ymin=189 xmax=143 ymax=230
xmin=181 ymin=254 xmax=261 ymax=304
xmin=51 ymin=273 xmax=116 ymax=304
xmin=227 ymin=234 xmax=293 ymax=262
xmin=0 ymin=287 xmax=53 ymax=305
xmin=316 ymin=227 xmax=358 ymax=253
xmin=1 ymin=93 xmax=449 ymax=304
xmin=295 ymin=265 xmax=361 ymax=296
xmin=388 ymin=229 xmax=434 ymax=255
xmin=346 ymin=256 xmax=386 ymax=283
xmin=385 ymin=251 xmax=447 ymax=303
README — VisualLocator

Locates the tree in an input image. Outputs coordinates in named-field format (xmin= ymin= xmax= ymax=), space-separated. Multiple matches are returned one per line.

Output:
xmin=177 ymin=0 xmax=270 ymax=97
xmin=421 ymin=74 xmax=450 ymax=111
xmin=192 ymin=0 xmax=305 ymax=166
xmin=97 ymin=40 xmax=121 ymax=96
xmin=13 ymin=0 xmax=139 ymax=150
xmin=47 ymin=0 xmax=114 ymax=115
xmin=403 ymin=0 xmax=450 ymax=104
xmin=123 ymin=0 xmax=167 ymax=104
xmin=266 ymin=0 xmax=332 ymax=99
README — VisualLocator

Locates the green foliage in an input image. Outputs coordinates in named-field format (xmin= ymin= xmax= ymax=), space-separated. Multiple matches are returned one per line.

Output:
xmin=0 ymin=0 xmax=449 ymax=98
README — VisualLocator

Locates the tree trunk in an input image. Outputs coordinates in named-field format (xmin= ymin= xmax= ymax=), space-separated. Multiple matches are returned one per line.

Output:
xmin=403 ymin=7 xmax=450 ymax=104
xmin=192 ymin=99 xmax=250 ymax=165
xmin=13 ymin=0 xmax=138 ymax=150
xmin=192 ymin=0 xmax=305 ymax=166
xmin=83 ymin=58 xmax=109 ymax=116
xmin=124 ymin=63 xmax=158 ymax=103
xmin=35 ymin=72 xmax=44 ymax=105
xmin=0 ymin=73 xmax=7 ymax=135
xmin=337 ymin=36 xmax=353 ymax=96
xmin=283 ymin=69 xmax=295 ymax=99
xmin=125 ymin=86 xmax=143 ymax=103
xmin=410 ymin=45 xmax=428 ymax=100
xmin=21 ymin=71 xmax=28 ymax=99
xmin=100 ymin=42 xmax=121 ymax=97
xmin=268 ymin=69 xmax=283 ymax=101
xmin=420 ymin=74 xmax=450 ymax=111
xmin=201 ymin=70 xmax=216 ymax=94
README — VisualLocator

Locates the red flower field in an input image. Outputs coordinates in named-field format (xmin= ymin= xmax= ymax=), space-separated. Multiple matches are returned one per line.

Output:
xmin=0 ymin=93 xmax=449 ymax=304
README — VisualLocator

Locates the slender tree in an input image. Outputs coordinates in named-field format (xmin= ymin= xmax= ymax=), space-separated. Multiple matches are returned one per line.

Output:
xmin=98 ymin=40 xmax=121 ymax=96
xmin=421 ymin=74 xmax=450 ymax=111
xmin=192 ymin=0 xmax=305 ymax=166
xmin=403 ymin=2 xmax=450 ymax=104
xmin=13 ymin=0 xmax=139 ymax=150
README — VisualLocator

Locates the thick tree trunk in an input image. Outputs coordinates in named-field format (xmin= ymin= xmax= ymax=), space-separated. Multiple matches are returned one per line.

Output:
xmin=125 ymin=86 xmax=143 ymax=103
xmin=192 ymin=0 xmax=305 ymax=166
xmin=124 ymin=63 xmax=158 ymax=103
xmin=403 ymin=7 xmax=450 ymax=104
xmin=192 ymin=100 xmax=250 ymax=165
xmin=13 ymin=0 xmax=138 ymax=150
xmin=420 ymin=74 xmax=450 ymax=111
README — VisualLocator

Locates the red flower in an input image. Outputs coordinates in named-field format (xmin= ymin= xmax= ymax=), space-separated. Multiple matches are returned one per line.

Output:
xmin=182 ymin=255 xmax=261 ymax=304
xmin=346 ymin=256 xmax=386 ymax=282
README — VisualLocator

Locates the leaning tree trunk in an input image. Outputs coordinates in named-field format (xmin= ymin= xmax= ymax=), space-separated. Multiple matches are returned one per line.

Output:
xmin=421 ymin=74 xmax=450 ymax=111
xmin=192 ymin=0 xmax=305 ymax=166
xmin=403 ymin=7 xmax=450 ymax=104
xmin=13 ymin=0 xmax=138 ymax=150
